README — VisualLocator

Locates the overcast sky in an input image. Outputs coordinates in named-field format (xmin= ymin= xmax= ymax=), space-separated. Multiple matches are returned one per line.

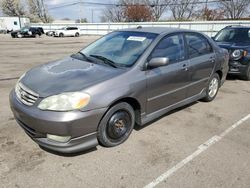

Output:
xmin=44 ymin=0 xmax=114 ymax=22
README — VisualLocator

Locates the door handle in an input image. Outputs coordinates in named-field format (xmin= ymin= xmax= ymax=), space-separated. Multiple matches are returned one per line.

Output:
xmin=182 ymin=64 xmax=188 ymax=71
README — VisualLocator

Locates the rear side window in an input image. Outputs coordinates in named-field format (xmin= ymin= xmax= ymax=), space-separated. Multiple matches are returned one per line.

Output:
xmin=185 ymin=34 xmax=213 ymax=58
xmin=150 ymin=34 xmax=185 ymax=64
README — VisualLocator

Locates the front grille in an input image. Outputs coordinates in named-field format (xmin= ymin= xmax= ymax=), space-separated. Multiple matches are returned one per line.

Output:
xmin=15 ymin=82 xmax=39 ymax=106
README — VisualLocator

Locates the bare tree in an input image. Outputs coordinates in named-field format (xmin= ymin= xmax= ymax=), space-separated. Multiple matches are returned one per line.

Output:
xmin=102 ymin=4 xmax=125 ymax=22
xmin=146 ymin=0 xmax=170 ymax=21
xmin=27 ymin=0 xmax=53 ymax=23
xmin=169 ymin=0 xmax=198 ymax=20
xmin=219 ymin=0 xmax=250 ymax=19
xmin=195 ymin=7 xmax=225 ymax=20
xmin=0 ymin=0 xmax=25 ymax=16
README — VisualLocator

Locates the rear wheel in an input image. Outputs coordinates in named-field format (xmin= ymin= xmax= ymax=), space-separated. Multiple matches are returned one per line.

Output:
xmin=75 ymin=32 xmax=79 ymax=37
xmin=97 ymin=102 xmax=135 ymax=147
xmin=59 ymin=33 xmax=64 ymax=37
xmin=202 ymin=73 xmax=220 ymax=102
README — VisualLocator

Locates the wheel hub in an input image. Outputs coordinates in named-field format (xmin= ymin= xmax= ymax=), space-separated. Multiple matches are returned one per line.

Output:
xmin=208 ymin=78 xmax=219 ymax=98
xmin=107 ymin=111 xmax=131 ymax=140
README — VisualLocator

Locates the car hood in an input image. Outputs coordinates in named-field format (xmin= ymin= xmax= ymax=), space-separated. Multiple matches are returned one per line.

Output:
xmin=20 ymin=56 xmax=125 ymax=97
xmin=216 ymin=41 xmax=250 ymax=50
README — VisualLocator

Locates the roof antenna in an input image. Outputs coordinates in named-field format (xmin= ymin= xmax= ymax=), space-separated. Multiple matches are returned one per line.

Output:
xmin=137 ymin=26 xmax=142 ymax=29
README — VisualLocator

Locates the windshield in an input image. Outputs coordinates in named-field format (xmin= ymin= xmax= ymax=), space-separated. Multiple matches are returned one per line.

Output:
xmin=79 ymin=31 xmax=158 ymax=67
xmin=214 ymin=28 xmax=250 ymax=42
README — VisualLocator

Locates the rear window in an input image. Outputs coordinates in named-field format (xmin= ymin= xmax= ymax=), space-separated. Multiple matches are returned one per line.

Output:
xmin=186 ymin=33 xmax=213 ymax=58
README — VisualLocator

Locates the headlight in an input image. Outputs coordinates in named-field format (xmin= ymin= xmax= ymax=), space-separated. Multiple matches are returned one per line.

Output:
xmin=38 ymin=92 xmax=90 ymax=111
xmin=231 ymin=49 xmax=247 ymax=60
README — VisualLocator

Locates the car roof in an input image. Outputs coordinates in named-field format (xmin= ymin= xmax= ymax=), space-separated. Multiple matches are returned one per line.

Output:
xmin=118 ymin=27 xmax=193 ymax=35
xmin=224 ymin=25 xmax=250 ymax=29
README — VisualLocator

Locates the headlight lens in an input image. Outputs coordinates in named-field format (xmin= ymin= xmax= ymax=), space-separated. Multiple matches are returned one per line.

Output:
xmin=38 ymin=92 xmax=90 ymax=111
xmin=231 ymin=49 xmax=247 ymax=60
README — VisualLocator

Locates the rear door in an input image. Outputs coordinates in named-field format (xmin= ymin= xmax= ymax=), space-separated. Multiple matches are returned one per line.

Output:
xmin=146 ymin=34 xmax=190 ymax=114
xmin=184 ymin=33 xmax=215 ymax=97
xmin=65 ymin=27 xmax=71 ymax=36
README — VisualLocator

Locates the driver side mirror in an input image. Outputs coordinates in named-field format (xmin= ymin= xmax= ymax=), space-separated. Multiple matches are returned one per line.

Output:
xmin=147 ymin=57 xmax=169 ymax=69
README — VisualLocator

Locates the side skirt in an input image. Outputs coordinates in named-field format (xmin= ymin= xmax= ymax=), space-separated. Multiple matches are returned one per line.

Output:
xmin=140 ymin=90 xmax=206 ymax=126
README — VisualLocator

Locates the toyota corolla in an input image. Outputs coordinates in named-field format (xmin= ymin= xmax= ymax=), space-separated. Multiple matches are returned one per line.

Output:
xmin=10 ymin=27 xmax=229 ymax=153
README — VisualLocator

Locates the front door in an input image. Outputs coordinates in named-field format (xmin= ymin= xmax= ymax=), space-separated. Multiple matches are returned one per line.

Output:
xmin=146 ymin=34 xmax=190 ymax=114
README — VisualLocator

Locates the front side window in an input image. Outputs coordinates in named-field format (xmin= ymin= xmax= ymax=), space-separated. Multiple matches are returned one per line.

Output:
xmin=186 ymin=33 xmax=212 ymax=58
xmin=150 ymin=34 xmax=185 ymax=64
xmin=79 ymin=31 xmax=158 ymax=67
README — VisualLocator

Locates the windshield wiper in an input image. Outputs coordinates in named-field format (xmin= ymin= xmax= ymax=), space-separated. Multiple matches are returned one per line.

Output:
xmin=78 ymin=52 xmax=93 ymax=62
xmin=90 ymin=54 xmax=118 ymax=68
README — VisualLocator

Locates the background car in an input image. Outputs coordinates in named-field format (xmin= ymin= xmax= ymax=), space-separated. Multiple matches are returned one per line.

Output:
xmin=11 ymin=27 xmax=44 ymax=38
xmin=54 ymin=27 xmax=80 ymax=37
xmin=213 ymin=25 xmax=250 ymax=80
xmin=45 ymin=30 xmax=55 ymax=36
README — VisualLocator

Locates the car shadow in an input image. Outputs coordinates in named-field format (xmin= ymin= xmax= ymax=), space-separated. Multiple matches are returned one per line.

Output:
xmin=39 ymin=145 xmax=97 ymax=157
xmin=226 ymin=75 xmax=241 ymax=80
xmin=134 ymin=101 xmax=198 ymax=131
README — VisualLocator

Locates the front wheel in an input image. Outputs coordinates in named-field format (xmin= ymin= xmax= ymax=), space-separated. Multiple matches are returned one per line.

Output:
xmin=202 ymin=73 xmax=220 ymax=102
xmin=240 ymin=66 xmax=250 ymax=81
xmin=97 ymin=102 xmax=135 ymax=147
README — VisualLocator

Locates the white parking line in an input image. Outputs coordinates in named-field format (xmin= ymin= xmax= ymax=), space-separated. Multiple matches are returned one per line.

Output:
xmin=144 ymin=114 xmax=250 ymax=188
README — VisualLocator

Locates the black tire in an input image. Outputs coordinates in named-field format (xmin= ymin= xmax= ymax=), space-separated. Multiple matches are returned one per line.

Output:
xmin=59 ymin=33 xmax=64 ymax=37
xmin=202 ymin=73 xmax=220 ymax=102
xmin=240 ymin=66 xmax=250 ymax=81
xmin=97 ymin=102 xmax=135 ymax=147
xmin=75 ymin=32 xmax=79 ymax=37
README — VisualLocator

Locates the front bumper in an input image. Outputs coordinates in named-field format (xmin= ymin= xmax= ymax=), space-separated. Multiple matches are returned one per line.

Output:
xmin=228 ymin=60 xmax=249 ymax=75
xmin=9 ymin=90 xmax=107 ymax=153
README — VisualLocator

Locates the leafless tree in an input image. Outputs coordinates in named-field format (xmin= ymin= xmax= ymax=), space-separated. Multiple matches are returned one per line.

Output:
xmin=0 ymin=0 xmax=25 ymax=16
xmin=146 ymin=0 xmax=170 ymax=21
xmin=27 ymin=0 xmax=53 ymax=23
xmin=169 ymin=0 xmax=198 ymax=20
xmin=194 ymin=7 xmax=225 ymax=20
xmin=219 ymin=0 xmax=250 ymax=19
xmin=102 ymin=5 xmax=125 ymax=22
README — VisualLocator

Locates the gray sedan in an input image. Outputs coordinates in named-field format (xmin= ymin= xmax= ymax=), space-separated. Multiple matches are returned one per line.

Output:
xmin=9 ymin=27 xmax=229 ymax=153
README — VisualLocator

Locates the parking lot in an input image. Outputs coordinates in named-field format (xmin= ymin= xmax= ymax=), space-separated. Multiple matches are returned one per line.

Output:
xmin=0 ymin=34 xmax=250 ymax=188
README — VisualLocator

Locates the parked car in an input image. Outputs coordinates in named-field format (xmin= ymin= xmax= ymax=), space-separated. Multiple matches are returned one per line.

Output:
xmin=54 ymin=27 xmax=80 ymax=37
xmin=46 ymin=30 xmax=55 ymax=36
xmin=213 ymin=25 xmax=250 ymax=80
xmin=10 ymin=27 xmax=229 ymax=153
xmin=11 ymin=27 xmax=44 ymax=38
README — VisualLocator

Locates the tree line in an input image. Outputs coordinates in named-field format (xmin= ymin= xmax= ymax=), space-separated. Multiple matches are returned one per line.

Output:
xmin=101 ymin=0 xmax=250 ymax=22
xmin=0 ymin=0 xmax=52 ymax=23
xmin=1 ymin=0 xmax=250 ymax=23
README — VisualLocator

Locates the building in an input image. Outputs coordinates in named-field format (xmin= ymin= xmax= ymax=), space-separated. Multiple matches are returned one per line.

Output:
xmin=0 ymin=17 xmax=30 ymax=33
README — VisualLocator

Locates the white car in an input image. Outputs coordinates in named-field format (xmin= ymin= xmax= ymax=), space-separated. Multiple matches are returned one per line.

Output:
xmin=54 ymin=27 xmax=80 ymax=37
